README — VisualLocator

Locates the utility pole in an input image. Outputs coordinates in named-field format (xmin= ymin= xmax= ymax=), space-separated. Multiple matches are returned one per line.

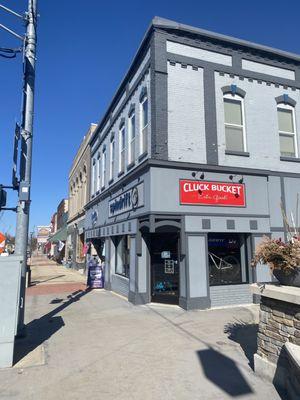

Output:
xmin=14 ymin=0 xmax=38 ymax=336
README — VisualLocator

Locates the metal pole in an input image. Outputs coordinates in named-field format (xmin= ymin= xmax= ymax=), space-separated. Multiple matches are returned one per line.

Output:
xmin=14 ymin=0 xmax=37 ymax=336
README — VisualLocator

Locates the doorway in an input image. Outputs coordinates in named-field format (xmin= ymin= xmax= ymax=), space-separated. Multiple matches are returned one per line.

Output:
xmin=150 ymin=233 xmax=179 ymax=304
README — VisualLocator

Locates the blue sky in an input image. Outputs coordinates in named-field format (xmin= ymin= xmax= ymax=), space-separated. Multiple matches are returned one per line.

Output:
xmin=0 ymin=0 xmax=300 ymax=235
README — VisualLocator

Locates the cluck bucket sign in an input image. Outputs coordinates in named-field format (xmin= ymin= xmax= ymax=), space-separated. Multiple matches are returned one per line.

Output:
xmin=180 ymin=180 xmax=246 ymax=207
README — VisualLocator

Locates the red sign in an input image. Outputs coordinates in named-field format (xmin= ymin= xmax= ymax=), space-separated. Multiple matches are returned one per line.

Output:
xmin=0 ymin=232 xmax=6 ymax=254
xmin=180 ymin=180 xmax=246 ymax=207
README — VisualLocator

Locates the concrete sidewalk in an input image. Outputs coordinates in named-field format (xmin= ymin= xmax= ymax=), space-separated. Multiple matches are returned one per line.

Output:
xmin=27 ymin=256 xmax=86 ymax=295
xmin=0 ymin=282 xmax=283 ymax=400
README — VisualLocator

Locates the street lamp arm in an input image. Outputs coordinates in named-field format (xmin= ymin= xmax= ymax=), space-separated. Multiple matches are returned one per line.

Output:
xmin=0 ymin=23 xmax=24 ymax=41
xmin=0 ymin=4 xmax=24 ymax=20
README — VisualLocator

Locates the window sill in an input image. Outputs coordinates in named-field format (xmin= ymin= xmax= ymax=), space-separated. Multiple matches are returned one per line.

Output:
xmin=225 ymin=150 xmax=250 ymax=157
xmin=113 ymin=273 xmax=129 ymax=280
xmin=118 ymin=170 xmax=125 ymax=178
xmin=108 ymin=178 xmax=114 ymax=185
xmin=138 ymin=151 xmax=148 ymax=162
xmin=127 ymin=161 xmax=135 ymax=171
xmin=280 ymin=156 xmax=300 ymax=163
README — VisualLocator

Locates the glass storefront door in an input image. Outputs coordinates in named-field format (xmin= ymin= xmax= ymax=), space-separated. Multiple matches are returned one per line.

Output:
xmin=208 ymin=233 xmax=248 ymax=286
xmin=150 ymin=233 xmax=179 ymax=304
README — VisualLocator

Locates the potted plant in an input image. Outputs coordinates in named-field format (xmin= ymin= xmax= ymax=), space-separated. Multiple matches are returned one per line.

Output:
xmin=252 ymin=236 xmax=300 ymax=287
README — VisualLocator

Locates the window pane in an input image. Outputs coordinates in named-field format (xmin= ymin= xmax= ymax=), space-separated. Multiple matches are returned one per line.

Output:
xmin=224 ymin=99 xmax=242 ymax=125
xmin=278 ymin=108 xmax=294 ymax=133
xmin=208 ymin=234 xmax=246 ymax=286
xmin=131 ymin=115 xmax=135 ymax=139
xmin=280 ymin=134 xmax=295 ymax=157
xmin=225 ymin=126 xmax=244 ymax=151
xmin=142 ymin=99 xmax=148 ymax=127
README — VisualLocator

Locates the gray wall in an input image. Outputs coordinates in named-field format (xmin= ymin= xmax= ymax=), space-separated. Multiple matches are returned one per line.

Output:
xmin=215 ymin=73 xmax=300 ymax=173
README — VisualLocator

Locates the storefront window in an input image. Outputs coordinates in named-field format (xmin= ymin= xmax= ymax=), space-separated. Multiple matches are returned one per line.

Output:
xmin=116 ymin=235 xmax=130 ymax=278
xmin=208 ymin=233 xmax=248 ymax=286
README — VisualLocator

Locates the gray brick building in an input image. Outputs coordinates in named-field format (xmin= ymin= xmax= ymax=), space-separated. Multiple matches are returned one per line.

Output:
xmin=85 ymin=17 xmax=300 ymax=309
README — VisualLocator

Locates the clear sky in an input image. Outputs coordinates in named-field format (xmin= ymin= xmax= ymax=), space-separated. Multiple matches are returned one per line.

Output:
xmin=0 ymin=0 xmax=300 ymax=235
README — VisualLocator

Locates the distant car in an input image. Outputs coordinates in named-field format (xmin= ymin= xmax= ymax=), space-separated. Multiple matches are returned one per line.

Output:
xmin=0 ymin=251 xmax=9 ymax=257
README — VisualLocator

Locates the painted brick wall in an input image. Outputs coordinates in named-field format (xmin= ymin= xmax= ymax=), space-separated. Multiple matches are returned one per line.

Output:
xmin=210 ymin=284 xmax=253 ymax=307
xmin=215 ymin=72 xmax=300 ymax=173
xmin=91 ymin=69 xmax=151 ymax=195
xmin=167 ymin=62 xmax=207 ymax=164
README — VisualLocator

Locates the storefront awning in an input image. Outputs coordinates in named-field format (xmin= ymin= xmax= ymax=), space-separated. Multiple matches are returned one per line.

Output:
xmin=49 ymin=226 xmax=67 ymax=243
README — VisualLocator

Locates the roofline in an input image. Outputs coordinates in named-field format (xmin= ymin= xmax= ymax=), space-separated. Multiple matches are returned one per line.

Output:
xmin=89 ymin=20 xmax=154 ymax=145
xmin=89 ymin=16 xmax=300 ymax=146
xmin=152 ymin=16 xmax=300 ymax=63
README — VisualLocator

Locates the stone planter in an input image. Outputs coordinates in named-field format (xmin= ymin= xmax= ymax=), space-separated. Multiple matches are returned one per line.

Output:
xmin=273 ymin=267 xmax=300 ymax=288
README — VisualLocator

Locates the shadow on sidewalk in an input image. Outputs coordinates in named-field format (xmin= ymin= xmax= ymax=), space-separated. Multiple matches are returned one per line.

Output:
xmin=14 ymin=288 xmax=91 ymax=365
xmin=197 ymin=348 xmax=253 ymax=397
xmin=224 ymin=320 xmax=258 ymax=370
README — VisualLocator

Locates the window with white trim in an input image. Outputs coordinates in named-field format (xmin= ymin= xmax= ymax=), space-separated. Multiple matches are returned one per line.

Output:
xmin=91 ymin=158 xmax=97 ymax=195
xmin=119 ymin=124 xmax=125 ymax=173
xmin=277 ymin=103 xmax=298 ymax=158
xmin=140 ymin=94 xmax=148 ymax=155
xmin=128 ymin=110 xmax=136 ymax=164
xmin=223 ymin=93 xmax=246 ymax=152
xmin=96 ymin=153 xmax=101 ymax=192
xmin=101 ymin=148 xmax=106 ymax=188
xmin=109 ymin=139 xmax=115 ymax=181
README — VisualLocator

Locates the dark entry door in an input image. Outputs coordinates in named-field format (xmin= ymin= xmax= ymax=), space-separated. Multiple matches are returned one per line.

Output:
xmin=150 ymin=233 xmax=179 ymax=304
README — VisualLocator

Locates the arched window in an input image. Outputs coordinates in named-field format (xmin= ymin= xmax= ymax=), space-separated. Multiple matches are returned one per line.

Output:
xmin=277 ymin=103 xmax=298 ymax=158
xmin=223 ymin=93 xmax=247 ymax=152
xmin=140 ymin=88 xmax=148 ymax=155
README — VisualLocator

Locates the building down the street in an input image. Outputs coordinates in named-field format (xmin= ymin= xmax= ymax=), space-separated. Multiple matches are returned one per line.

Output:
xmin=66 ymin=123 xmax=96 ymax=272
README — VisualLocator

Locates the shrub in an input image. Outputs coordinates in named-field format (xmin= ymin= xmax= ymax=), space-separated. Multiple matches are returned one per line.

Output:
xmin=252 ymin=236 xmax=300 ymax=275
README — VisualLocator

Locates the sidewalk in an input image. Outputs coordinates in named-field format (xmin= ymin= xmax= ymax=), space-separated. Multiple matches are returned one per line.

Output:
xmin=0 ymin=257 xmax=284 ymax=400
xmin=27 ymin=256 xmax=86 ymax=295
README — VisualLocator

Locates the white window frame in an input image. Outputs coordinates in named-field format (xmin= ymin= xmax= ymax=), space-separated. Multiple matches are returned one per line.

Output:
xmin=140 ymin=95 xmax=148 ymax=155
xmin=119 ymin=124 xmax=125 ymax=173
xmin=277 ymin=103 xmax=298 ymax=158
xmin=128 ymin=111 xmax=136 ymax=165
xmin=96 ymin=153 xmax=101 ymax=192
xmin=109 ymin=139 xmax=115 ymax=182
xmin=101 ymin=149 xmax=106 ymax=188
xmin=223 ymin=93 xmax=247 ymax=152
xmin=91 ymin=158 xmax=97 ymax=195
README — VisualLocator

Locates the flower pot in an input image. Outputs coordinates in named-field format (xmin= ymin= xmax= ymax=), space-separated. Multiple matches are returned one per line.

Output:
xmin=273 ymin=267 xmax=300 ymax=287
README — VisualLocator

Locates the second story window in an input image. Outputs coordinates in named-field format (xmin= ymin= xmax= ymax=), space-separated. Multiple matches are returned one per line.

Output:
xmin=224 ymin=94 xmax=246 ymax=152
xmin=277 ymin=104 xmax=297 ymax=158
xmin=119 ymin=124 xmax=125 ymax=173
xmin=140 ymin=94 xmax=148 ymax=155
xmin=109 ymin=138 xmax=115 ymax=182
xmin=97 ymin=153 xmax=101 ymax=192
xmin=92 ymin=158 xmax=97 ymax=195
xmin=101 ymin=148 xmax=106 ymax=188
xmin=128 ymin=110 xmax=136 ymax=165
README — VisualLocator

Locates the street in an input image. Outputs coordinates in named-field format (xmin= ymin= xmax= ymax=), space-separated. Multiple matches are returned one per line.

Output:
xmin=0 ymin=256 xmax=282 ymax=400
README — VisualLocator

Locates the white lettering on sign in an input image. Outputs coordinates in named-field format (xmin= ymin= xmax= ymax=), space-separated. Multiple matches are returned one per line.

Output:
xmin=108 ymin=183 xmax=144 ymax=217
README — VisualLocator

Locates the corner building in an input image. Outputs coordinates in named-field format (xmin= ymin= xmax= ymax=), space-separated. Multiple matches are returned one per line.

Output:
xmin=85 ymin=17 xmax=300 ymax=309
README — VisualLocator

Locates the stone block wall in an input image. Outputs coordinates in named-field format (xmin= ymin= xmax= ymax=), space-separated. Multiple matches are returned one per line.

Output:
xmin=257 ymin=296 xmax=300 ymax=365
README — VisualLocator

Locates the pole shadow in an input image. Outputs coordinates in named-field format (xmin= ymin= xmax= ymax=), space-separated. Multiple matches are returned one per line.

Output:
xmin=13 ymin=288 xmax=91 ymax=365
xmin=197 ymin=348 xmax=253 ymax=397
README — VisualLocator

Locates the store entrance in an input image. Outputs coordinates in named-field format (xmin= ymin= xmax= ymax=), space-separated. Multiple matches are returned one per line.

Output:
xmin=150 ymin=233 xmax=179 ymax=304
